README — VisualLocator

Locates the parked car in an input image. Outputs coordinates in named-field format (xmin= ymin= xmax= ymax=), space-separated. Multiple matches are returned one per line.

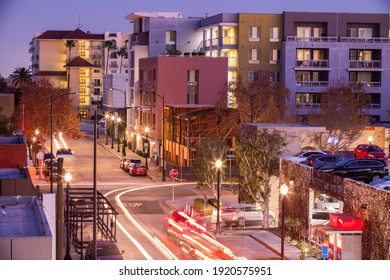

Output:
xmin=120 ymin=158 xmax=142 ymax=172
xmin=311 ymin=209 xmax=339 ymax=226
xmin=354 ymin=144 xmax=388 ymax=162
xmin=280 ymin=150 xmax=327 ymax=164
xmin=85 ymin=240 xmax=124 ymax=260
xmin=370 ymin=183 xmax=390 ymax=192
xmin=129 ymin=164 xmax=147 ymax=176
xmin=369 ymin=174 xmax=390 ymax=186
xmin=222 ymin=204 xmax=275 ymax=227
xmin=306 ymin=154 xmax=345 ymax=169
xmin=314 ymin=194 xmax=341 ymax=211
xmin=319 ymin=158 xmax=389 ymax=183
xmin=98 ymin=118 xmax=105 ymax=127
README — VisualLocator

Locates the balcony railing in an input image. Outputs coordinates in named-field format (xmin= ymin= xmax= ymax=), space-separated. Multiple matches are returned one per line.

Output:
xmin=222 ymin=36 xmax=238 ymax=45
xmin=286 ymin=36 xmax=338 ymax=42
xmin=296 ymin=81 xmax=329 ymax=87
xmin=340 ymin=37 xmax=390 ymax=43
xmin=348 ymin=60 xmax=382 ymax=69
xmin=296 ymin=103 xmax=321 ymax=109
xmin=296 ymin=60 xmax=329 ymax=68
xmin=352 ymin=81 xmax=381 ymax=87
xmin=287 ymin=36 xmax=390 ymax=43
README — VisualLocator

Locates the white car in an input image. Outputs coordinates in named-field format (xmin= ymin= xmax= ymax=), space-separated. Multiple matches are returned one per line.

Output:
xmin=314 ymin=194 xmax=341 ymax=211
xmin=280 ymin=150 xmax=327 ymax=164
xmin=311 ymin=209 xmax=339 ymax=226
xmin=222 ymin=204 xmax=275 ymax=227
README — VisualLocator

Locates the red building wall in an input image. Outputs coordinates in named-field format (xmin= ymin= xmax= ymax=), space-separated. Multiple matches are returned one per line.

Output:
xmin=0 ymin=144 xmax=27 ymax=169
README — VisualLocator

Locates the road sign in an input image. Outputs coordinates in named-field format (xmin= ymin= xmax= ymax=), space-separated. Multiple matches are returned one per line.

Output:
xmin=321 ymin=245 xmax=329 ymax=259
xmin=169 ymin=168 xmax=179 ymax=179
xmin=36 ymin=151 xmax=44 ymax=160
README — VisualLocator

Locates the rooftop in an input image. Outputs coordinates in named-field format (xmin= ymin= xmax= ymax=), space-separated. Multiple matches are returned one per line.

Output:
xmin=0 ymin=196 xmax=51 ymax=238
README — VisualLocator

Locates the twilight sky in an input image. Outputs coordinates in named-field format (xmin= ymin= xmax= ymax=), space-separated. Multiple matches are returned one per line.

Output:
xmin=0 ymin=0 xmax=389 ymax=77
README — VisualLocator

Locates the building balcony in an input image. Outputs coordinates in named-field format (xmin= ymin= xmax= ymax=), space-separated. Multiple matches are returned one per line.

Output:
xmin=286 ymin=36 xmax=338 ymax=42
xmin=351 ymin=81 xmax=381 ymax=87
xmin=340 ymin=37 xmax=390 ymax=43
xmin=295 ymin=60 xmax=329 ymax=68
xmin=296 ymin=81 xmax=328 ymax=87
xmin=296 ymin=103 xmax=321 ymax=109
xmin=348 ymin=60 xmax=382 ymax=70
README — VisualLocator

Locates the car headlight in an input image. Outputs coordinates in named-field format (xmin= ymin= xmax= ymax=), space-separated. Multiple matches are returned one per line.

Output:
xmin=321 ymin=168 xmax=334 ymax=173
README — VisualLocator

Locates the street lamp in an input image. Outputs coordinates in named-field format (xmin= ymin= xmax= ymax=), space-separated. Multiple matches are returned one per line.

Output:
xmin=50 ymin=91 xmax=75 ymax=193
xmin=64 ymin=171 xmax=72 ymax=260
xmin=215 ymin=159 xmax=222 ymax=234
xmin=117 ymin=117 xmax=121 ymax=153
xmin=154 ymin=92 xmax=166 ymax=181
xmin=145 ymin=127 xmax=149 ymax=170
xmin=123 ymin=130 xmax=128 ymax=156
xmin=368 ymin=135 xmax=373 ymax=144
xmin=110 ymin=88 xmax=126 ymax=108
xmin=280 ymin=183 xmax=289 ymax=260
xmin=111 ymin=115 xmax=115 ymax=149
xmin=104 ymin=113 xmax=110 ymax=145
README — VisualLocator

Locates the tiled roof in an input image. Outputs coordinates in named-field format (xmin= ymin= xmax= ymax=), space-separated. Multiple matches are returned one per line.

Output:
xmin=36 ymin=28 xmax=104 ymax=40
xmin=33 ymin=71 xmax=66 ymax=77
xmin=64 ymin=56 xmax=94 ymax=68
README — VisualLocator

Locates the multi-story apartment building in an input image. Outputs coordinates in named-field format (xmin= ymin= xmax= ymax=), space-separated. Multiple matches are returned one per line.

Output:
xmin=282 ymin=12 xmax=390 ymax=122
xmin=29 ymin=28 xmax=129 ymax=118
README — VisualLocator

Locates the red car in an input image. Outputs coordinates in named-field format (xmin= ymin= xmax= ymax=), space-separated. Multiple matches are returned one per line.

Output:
xmin=354 ymin=144 xmax=388 ymax=162
xmin=129 ymin=164 xmax=147 ymax=176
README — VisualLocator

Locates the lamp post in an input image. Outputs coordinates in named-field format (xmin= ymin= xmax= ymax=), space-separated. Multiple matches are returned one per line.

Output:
xmin=117 ymin=117 xmax=121 ymax=153
xmin=154 ymin=92 xmax=166 ymax=181
xmin=123 ymin=130 xmax=128 ymax=156
xmin=215 ymin=159 xmax=222 ymax=234
xmin=280 ymin=183 xmax=289 ymax=260
xmin=64 ymin=171 xmax=72 ymax=260
xmin=111 ymin=115 xmax=115 ymax=149
xmin=104 ymin=113 xmax=110 ymax=145
xmin=368 ymin=135 xmax=373 ymax=144
xmin=145 ymin=127 xmax=149 ymax=170
xmin=50 ymin=92 xmax=75 ymax=193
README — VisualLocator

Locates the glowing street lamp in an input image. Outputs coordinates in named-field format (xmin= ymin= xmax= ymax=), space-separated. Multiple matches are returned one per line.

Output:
xmin=64 ymin=171 xmax=72 ymax=260
xmin=368 ymin=136 xmax=373 ymax=144
xmin=280 ymin=183 xmax=289 ymax=260
xmin=215 ymin=159 xmax=222 ymax=234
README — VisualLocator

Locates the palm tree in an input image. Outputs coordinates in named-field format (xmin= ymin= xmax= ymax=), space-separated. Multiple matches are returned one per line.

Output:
xmin=9 ymin=67 xmax=32 ymax=87
xmin=117 ymin=47 xmax=128 ymax=74
xmin=103 ymin=40 xmax=114 ymax=74
xmin=65 ymin=40 xmax=76 ymax=91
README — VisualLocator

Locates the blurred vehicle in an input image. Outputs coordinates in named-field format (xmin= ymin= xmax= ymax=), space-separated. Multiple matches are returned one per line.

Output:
xmin=354 ymin=144 xmax=388 ymax=162
xmin=320 ymin=158 xmax=389 ymax=183
xmin=369 ymin=174 xmax=390 ymax=186
xmin=280 ymin=150 xmax=327 ymax=164
xmin=120 ymin=158 xmax=142 ymax=172
xmin=85 ymin=240 xmax=124 ymax=260
xmin=306 ymin=154 xmax=345 ymax=169
xmin=370 ymin=184 xmax=390 ymax=192
xmin=311 ymin=209 xmax=339 ymax=226
xmin=222 ymin=204 xmax=275 ymax=227
xmin=314 ymin=194 xmax=341 ymax=211
xmin=98 ymin=118 xmax=105 ymax=127
xmin=129 ymin=164 xmax=147 ymax=176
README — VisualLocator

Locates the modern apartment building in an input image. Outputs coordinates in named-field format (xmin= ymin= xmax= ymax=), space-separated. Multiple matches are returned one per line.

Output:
xmin=281 ymin=12 xmax=390 ymax=122
xmin=29 ymin=28 xmax=129 ymax=118
xmin=138 ymin=56 xmax=228 ymax=168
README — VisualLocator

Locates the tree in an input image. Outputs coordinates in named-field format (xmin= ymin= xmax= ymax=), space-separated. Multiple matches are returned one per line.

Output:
xmin=117 ymin=46 xmax=128 ymax=74
xmin=0 ymin=106 xmax=15 ymax=136
xmin=307 ymin=81 xmax=370 ymax=154
xmin=215 ymin=74 xmax=292 ymax=136
xmin=192 ymin=138 xmax=229 ymax=199
xmin=236 ymin=126 xmax=286 ymax=227
xmin=103 ymin=40 xmax=114 ymax=74
xmin=0 ymin=74 xmax=6 ymax=91
xmin=17 ymin=79 xmax=82 ymax=143
xmin=9 ymin=67 xmax=32 ymax=88
xmin=65 ymin=40 xmax=76 ymax=91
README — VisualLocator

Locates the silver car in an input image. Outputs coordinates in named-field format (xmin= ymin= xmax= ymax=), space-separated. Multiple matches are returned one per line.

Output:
xmin=222 ymin=204 xmax=275 ymax=227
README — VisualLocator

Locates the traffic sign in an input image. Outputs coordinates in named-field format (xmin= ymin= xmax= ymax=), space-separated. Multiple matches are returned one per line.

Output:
xmin=36 ymin=152 xmax=44 ymax=160
xmin=169 ymin=168 xmax=179 ymax=179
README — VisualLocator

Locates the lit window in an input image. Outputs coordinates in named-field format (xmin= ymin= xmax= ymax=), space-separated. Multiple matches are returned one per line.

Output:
xmin=249 ymin=26 xmax=260 ymax=41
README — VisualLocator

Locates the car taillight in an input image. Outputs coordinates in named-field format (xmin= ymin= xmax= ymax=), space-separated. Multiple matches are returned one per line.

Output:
xmin=309 ymin=159 xmax=315 ymax=165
